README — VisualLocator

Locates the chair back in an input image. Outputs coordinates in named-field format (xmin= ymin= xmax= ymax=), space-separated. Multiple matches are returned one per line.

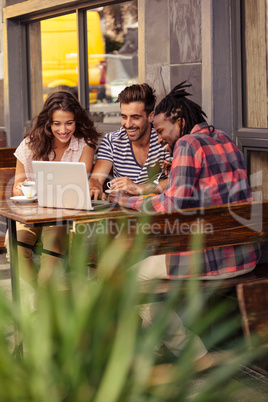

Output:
xmin=0 ymin=147 xmax=17 ymax=168
xmin=0 ymin=167 xmax=15 ymax=200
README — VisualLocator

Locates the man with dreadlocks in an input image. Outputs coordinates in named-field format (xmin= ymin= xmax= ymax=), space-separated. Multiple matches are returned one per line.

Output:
xmin=109 ymin=82 xmax=260 ymax=367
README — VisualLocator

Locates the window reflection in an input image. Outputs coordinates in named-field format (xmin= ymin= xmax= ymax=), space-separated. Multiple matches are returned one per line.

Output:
xmin=90 ymin=2 xmax=138 ymax=124
xmin=38 ymin=1 xmax=138 ymax=125
xmin=41 ymin=14 xmax=79 ymax=100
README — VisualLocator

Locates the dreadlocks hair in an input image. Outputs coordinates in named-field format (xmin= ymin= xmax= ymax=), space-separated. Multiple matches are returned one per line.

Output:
xmin=155 ymin=81 xmax=208 ymax=137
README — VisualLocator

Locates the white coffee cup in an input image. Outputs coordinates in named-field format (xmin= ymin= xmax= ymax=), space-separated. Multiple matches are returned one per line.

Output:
xmin=21 ymin=181 xmax=37 ymax=199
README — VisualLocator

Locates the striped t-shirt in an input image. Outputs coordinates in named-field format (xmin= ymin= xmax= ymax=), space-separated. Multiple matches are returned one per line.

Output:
xmin=96 ymin=126 xmax=172 ymax=184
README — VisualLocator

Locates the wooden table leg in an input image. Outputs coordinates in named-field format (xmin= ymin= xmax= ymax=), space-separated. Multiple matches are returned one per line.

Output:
xmin=7 ymin=218 xmax=23 ymax=358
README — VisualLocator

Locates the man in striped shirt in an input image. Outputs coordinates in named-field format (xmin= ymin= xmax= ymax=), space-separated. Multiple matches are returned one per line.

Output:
xmin=109 ymin=82 xmax=261 ymax=365
xmin=89 ymin=83 xmax=171 ymax=200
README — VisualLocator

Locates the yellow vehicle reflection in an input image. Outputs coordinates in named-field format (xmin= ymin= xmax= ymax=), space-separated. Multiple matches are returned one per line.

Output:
xmin=41 ymin=12 xmax=106 ymax=103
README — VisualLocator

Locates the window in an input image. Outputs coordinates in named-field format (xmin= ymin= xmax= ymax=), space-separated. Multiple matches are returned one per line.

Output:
xmin=242 ymin=0 xmax=268 ymax=128
xmin=233 ymin=0 xmax=268 ymax=200
xmin=27 ymin=1 xmax=138 ymax=128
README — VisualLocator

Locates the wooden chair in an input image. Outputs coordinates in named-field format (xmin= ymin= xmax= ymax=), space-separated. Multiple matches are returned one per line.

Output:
xmin=0 ymin=168 xmax=15 ymax=249
xmin=237 ymin=279 xmax=268 ymax=347
xmin=0 ymin=147 xmax=16 ymax=250
xmin=0 ymin=147 xmax=17 ymax=168
xmin=0 ymin=147 xmax=61 ymax=258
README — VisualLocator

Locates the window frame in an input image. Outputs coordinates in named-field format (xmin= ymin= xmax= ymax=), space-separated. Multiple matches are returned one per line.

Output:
xmin=232 ymin=0 xmax=268 ymax=154
xmin=3 ymin=0 xmax=132 ymax=146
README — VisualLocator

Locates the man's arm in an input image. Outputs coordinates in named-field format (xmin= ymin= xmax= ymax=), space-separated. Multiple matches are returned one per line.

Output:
xmin=89 ymin=159 xmax=113 ymax=200
xmin=108 ymin=159 xmax=172 ymax=195
xmin=108 ymin=177 xmax=168 ymax=195
xmin=110 ymin=139 xmax=200 ymax=212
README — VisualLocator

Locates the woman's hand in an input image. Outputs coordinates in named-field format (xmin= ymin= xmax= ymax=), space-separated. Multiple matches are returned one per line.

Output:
xmin=13 ymin=182 xmax=24 ymax=197
xmin=13 ymin=159 xmax=27 ymax=196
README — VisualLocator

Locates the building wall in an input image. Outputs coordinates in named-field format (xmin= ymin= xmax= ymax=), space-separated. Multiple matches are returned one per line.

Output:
xmin=141 ymin=0 xmax=202 ymax=106
xmin=139 ymin=0 xmax=233 ymax=136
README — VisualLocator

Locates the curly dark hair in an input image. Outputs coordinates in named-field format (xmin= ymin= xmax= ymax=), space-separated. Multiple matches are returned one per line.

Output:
xmin=25 ymin=91 xmax=101 ymax=160
xmin=116 ymin=83 xmax=156 ymax=116
xmin=155 ymin=81 xmax=207 ymax=137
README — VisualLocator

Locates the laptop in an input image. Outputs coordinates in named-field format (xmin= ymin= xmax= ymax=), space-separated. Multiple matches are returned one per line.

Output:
xmin=32 ymin=161 xmax=110 ymax=211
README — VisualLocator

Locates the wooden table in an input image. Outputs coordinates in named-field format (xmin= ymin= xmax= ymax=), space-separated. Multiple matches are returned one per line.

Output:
xmin=0 ymin=198 xmax=138 ymax=357
xmin=0 ymin=199 xmax=135 ymax=305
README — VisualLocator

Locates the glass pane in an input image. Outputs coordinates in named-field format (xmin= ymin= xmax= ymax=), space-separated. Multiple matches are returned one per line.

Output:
xmin=87 ymin=10 xmax=106 ymax=105
xmin=90 ymin=1 xmax=138 ymax=124
xmin=243 ymin=0 xmax=268 ymax=128
xmin=40 ymin=13 xmax=78 ymax=101
xmin=29 ymin=0 xmax=138 ymax=125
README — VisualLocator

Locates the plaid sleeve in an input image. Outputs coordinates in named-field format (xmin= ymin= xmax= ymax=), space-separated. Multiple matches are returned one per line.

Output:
xmin=126 ymin=137 xmax=202 ymax=212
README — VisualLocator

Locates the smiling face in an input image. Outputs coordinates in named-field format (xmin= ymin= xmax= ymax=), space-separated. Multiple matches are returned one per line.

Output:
xmin=153 ymin=113 xmax=183 ymax=155
xmin=50 ymin=110 xmax=76 ymax=146
xmin=120 ymin=102 xmax=154 ymax=143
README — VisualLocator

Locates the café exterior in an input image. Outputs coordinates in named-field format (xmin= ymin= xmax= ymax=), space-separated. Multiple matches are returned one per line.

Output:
xmin=0 ymin=0 xmax=267 ymax=198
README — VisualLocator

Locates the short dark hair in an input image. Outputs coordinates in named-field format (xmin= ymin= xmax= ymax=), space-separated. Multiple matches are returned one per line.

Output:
xmin=155 ymin=81 xmax=207 ymax=136
xmin=116 ymin=83 xmax=156 ymax=115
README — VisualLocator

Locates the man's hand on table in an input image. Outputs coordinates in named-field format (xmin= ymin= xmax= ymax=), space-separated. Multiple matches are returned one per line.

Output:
xmin=90 ymin=187 xmax=107 ymax=201
xmin=108 ymin=177 xmax=142 ymax=196
xmin=108 ymin=190 xmax=132 ymax=208
xmin=89 ymin=178 xmax=106 ymax=201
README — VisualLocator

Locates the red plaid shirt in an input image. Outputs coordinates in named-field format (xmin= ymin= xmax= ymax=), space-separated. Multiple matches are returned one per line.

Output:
xmin=126 ymin=123 xmax=260 ymax=278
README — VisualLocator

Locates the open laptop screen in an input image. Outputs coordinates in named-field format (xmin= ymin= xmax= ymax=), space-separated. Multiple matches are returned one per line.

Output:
xmin=32 ymin=161 xmax=93 ymax=210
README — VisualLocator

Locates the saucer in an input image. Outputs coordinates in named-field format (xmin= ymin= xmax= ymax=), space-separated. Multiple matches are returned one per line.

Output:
xmin=105 ymin=189 xmax=112 ymax=194
xmin=10 ymin=195 xmax=38 ymax=203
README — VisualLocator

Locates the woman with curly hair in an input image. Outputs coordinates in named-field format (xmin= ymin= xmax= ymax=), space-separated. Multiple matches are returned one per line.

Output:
xmin=9 ymin=91 xmax=101 ymax=292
